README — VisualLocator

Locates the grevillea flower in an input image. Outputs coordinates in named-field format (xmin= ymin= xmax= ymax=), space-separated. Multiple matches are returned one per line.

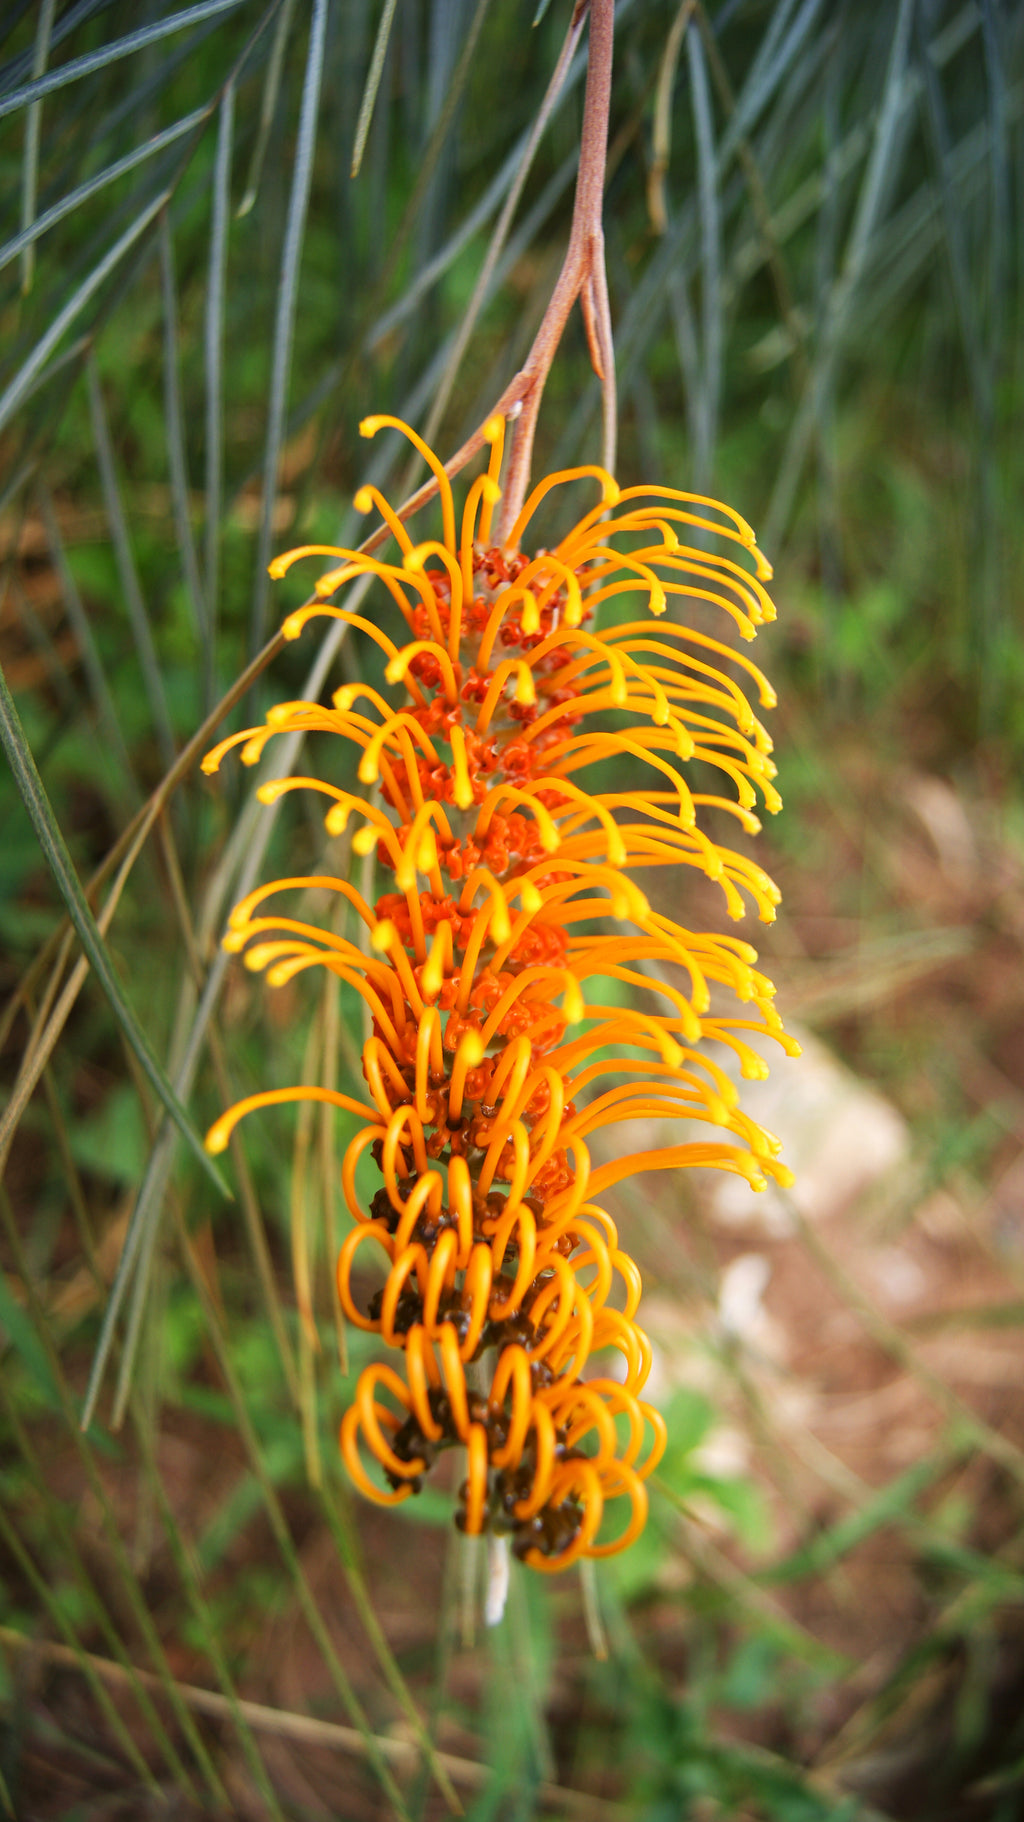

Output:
xmin=203 ymin=414 xmax=798 ymax=1571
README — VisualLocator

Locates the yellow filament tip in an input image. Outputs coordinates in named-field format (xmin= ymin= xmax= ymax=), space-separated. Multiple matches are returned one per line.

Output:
xmin=205 ymin=1117 xmax=231 ymax=1155
xmin=563 ymin=980 xmax=585 ymax=1024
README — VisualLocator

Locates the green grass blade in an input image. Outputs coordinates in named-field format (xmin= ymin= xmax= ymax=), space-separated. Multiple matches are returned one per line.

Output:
xmin=37 ymin=486 xmax=140 ymax=801
xmin=0 ymin=107 xmax=210 ymax=276
xmin=203 ymin=80 xmax=234 ymax=711
xmin=0 ymin=1379 xmax=192 ymax=1791
xmin=0 ymin=1517 xmax=168 ymax=1799
xmin=0 ymin=660 xmax=230 ymax=1201
xmin=419 ymin=0 xmax=587 ymax=451
xmin=351 ymin=0 xmax=400 ymax=179
xmin=0 ymin=1194 xmax=229 ymax=1804
xmin=685 ymin=19 xmax=721 ymax=485
xmin=172 ymin=1205 xmax=417 ymax=1821
xmin=131 ymin=1414 xmax=289 ymax=1820
xmin=250 ymin=0 xmax=329 ymax=654
xmin=764 ymin=0 xmax=917 ymax=547
xmin=16 ymin=0 xmax=57 ymax=296
xmin=0 ymin=187 xmax=170 ymax=437
xmin=0 ymin=0 xmax=248 ymax=120
xmin=720 ymin=0 xmax=821 ymax=157
xmin=83 ymin=586 xmax=361 ymax=1429
xmin=86 ymin=357 xmax=178 ymax=771
xmin=236 ymin=0 xmax=299 ymax=219
xmin=160 ymin=215 xmax=210 ymax=658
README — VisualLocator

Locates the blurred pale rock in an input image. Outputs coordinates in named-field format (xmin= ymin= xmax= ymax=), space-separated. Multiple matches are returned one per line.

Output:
xmin=705 ymin=1023 xmax=910 ymax=1237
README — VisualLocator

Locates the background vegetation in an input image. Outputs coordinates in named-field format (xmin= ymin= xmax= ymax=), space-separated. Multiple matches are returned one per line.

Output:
xmin=1 ymin=1 xmax=1023 ymax=1816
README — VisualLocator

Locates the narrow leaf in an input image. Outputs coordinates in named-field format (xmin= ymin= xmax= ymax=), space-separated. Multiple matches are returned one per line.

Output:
xmin=160 ymin=215 xmax=209 ymax=657
xmin=0 ymin=106 xmax=209 ymax=276
xmin=250 ymin=0 xmax=329 ymax=654
xmin=17 ymin=0 xmax=57 ymax=295
xmin=0 ymin=660 xmax=230 ymax=1199
xmin=686 ymin=19 xmax=721 ymax=485
xmin=0 ymin=0 xmax=248 ymax=120
xmin=351 ymin=0 xmax=399 ymax=178
xmin=237 ymin=0 xmax=298 ymax=218
xmin=0 ymin=188 xmax=169 ymax=438
xmin=86 ymin=357 xmax=177 ymax=771
xmin=38 ymin=486 xmax=140 ymax=801
xmin=203 ymin=81 xmax=234 ymax=711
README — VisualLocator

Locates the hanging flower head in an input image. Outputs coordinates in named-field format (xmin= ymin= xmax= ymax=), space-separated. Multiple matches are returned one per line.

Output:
xmin=203 ymin=414 xmax=797 ymax=1571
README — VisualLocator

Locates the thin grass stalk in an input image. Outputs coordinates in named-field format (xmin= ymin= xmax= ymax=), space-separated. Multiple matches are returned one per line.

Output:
xmin=364 ymin=127 xmax=567 ymax=354
xmin=86 ymin=356 xmax=177 ymax=771
xmin=37 ymin=487 xmax=139 ymax=804
xmin=0 ymin=1625 xmax=629 ymax=1817
xmin=787 ymin=1197 xmax=1024 ymax=1492
xmin=0 ymin=658 xmax=227 ymax=1197
xmin=1 ymin=602 xmax=293 ymax=1073
xmin=250 ymin=0 xmax=329 ymax=654
xmin=37 ymin=1056 xmax=101 ymax=1281
xmin=129 ymin=1407 xmax=289 ymax=1821
xmin=685 ymin=19 xmax=721 ymax=488
xmin=0 ymin=1189 xmax=228 ymax=1803
xmin=694 ymin=0 xmax=809 ymax=388
xmin=159 ymin=213 xmax=209 ymax=665
xmin=0 ymin=186 xmax=171 ymax=437
xmin=0 ymin=2 xmax=250 ymax=121
xmin=203 ymin=78 xmax=234 ymax=715
xmin=0 ymin=106 xmax=211 ymax=276
xmin=0 ymin=1378 xmax=193 ymax=1783
xmin=763 ymin=0 xmax=917 ymax=549
xmin=237 ymin=0 xmax=300 ymax=219
xmin=310 ymin=1480 xmax=467 ymax=1800
xmin=647 ymin=1 xmax=695 ymax=234
xmin=0 ymin=1506 xmax=167 ymax=1799
xmin=351 ymin=0 xmax=399 ymax=178
xmin=84 ymin=579 xmax=367 ymax=1427
xmin=317 ymin=0 xmax=500 ymax=437
xmin=506 ymin=1566 xmax=555 ymax=1779
xmin=17 ymin=0 xmax=57 ymax=297
xmin=4 ymin=567 xmax=79 ymax=719
xmin=169 ymin=1198 xmax=427 ymax=1822
xmin=723 ymin=0 xmax=824 ymax=158
xmin=417 ymin=0 xmax=589 ymax=457
xmin=155 ymin=807 xmax=301 ymax=1398
xmin=81 ymin=604 xmax=357 ymax=1428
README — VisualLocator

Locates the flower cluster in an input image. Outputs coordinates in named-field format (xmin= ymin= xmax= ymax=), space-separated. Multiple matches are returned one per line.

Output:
xmin=203 ymin=415 xmax=797 ymax=1572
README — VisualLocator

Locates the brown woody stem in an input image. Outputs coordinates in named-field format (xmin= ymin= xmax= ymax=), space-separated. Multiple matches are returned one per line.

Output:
xmin=495 ymin=0 xmax=616 ymax=539
xmin=357 ymin=1 xmax=616 ymax=549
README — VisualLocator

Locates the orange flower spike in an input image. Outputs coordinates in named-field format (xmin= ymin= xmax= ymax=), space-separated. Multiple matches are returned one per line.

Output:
xmin=204 ymin=412 xmax=797 ymax=1570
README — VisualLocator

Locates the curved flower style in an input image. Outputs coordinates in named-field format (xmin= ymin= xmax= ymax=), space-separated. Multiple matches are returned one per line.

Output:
xmin=203 ymin=414 xmax=798 ymax=1571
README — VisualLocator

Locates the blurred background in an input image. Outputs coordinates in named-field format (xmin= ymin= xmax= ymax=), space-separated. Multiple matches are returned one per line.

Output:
xmin=2 ymin=1 xmax=1023 ymax=1816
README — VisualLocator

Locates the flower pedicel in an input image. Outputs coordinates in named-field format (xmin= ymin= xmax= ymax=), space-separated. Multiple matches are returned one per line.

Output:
xmin=203 ymin=414 xmax=798 ymax=1572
